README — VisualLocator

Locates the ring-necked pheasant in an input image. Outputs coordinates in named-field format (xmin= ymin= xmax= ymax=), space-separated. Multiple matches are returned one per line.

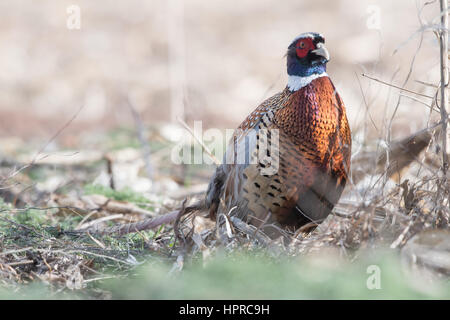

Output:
xmin=205 ymin=32 xmax=351 ymax=236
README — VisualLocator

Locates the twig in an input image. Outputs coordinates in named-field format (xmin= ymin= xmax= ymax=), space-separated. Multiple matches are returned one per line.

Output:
xmin=6 ymin=260 xmax=34 ymax=267
xmin=83 ymin=275 xmax=117 ymax=283
xmin=76 ymin=210 xmax=98 ymax=230
xmin=439 ymin=0 xmax=449 ymax=175
xmin=2 ymin=106 xmax=84 ymax=183
xmin=62 ymin=250 xmax=133 ymax=265
xmin=361 ymin=73 xmax=434 ymax=99
xmin=354 ymin=72 xmax=379 ymax=132
xmin=14 ymin=106 xmax=85 ymax=179
xmin=79 ymin=210 xmax=180 ymax=236
xmin=104 ymin=154 xmax=115 ymax=190
xmin=100 ymin=200 xmax=156 ymax=217
xmin=76 ymin=214 xmax=124 ymax=230
xmin=230 ymin=216 xmax=271 ymax=246
xmin=399 ymin=93 xmax=439 ymax=113
xmin=415 ymin=79 xmax=438 ymax=88
xmin=390 ymin=219 xmax=415 ymax=249
xmin=127 ymin=95 xmax=154 ymax=180
xmin=0 ymin=247 xmax=33 ymax=257
xmin=86 ymin=232 xmax=106 ymax=249
xmin=173 ymin=199 xmax=188 ymax=245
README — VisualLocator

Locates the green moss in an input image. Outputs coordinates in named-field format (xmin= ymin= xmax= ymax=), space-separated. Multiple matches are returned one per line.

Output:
xmin=103 ymin=127 xmax=168 ymax=152
xmin=0 ymin=197 xmax=8 ymax=210
xmin=105 ymin=127 xmax=141 ymax=150
xmin=15 ymin=208 xmax=48 ymax=226
xmin=26 ymin=167 xmax=47 ymax=182
xmin=83 ymin=184 xmax=153 ymax=208
xmin=56 ymin=215 xmax=83 ymax=230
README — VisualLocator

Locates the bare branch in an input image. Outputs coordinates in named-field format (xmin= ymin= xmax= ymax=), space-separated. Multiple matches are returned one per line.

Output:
xmin=362 ymin=73 xmax=434 ymax=99
xmin=439 ymin=0 xmax=449 ymax=174
xmin=126 ymin=95 xmax=154 ymax=180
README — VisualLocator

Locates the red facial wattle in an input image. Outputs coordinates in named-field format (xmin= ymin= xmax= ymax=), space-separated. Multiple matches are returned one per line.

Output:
xmin=295 ymin=38 xmax=315 ymax=58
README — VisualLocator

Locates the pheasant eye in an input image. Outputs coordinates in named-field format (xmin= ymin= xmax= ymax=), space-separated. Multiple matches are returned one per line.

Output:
xmin=295 ymin=39 xmax=310 ymax=58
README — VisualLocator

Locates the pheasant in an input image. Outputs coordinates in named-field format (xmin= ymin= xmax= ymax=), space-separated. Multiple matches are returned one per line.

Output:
xmin=205 ymin=32 xmax=351 ymax=237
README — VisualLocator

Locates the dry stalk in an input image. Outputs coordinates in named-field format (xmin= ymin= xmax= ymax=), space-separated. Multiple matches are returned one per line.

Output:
xmin=78 ymin=210 xmax=180 ymax=236
xmin=127 ymin=95 xmax=154 ymax=180
xmin=361 ymin=73 xmax=434 ymax=99
xmin=439 ymin=0 xmax=449 ymax=175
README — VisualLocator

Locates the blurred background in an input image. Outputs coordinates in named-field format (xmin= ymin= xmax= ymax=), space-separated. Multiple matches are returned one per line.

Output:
xmin=0 ymin=1 xmax=449 ymax=299
xmin=0 ymin=0 xmax=442 ymax=148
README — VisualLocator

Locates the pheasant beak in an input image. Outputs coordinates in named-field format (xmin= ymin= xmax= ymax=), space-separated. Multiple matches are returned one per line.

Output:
xmin=311 ymin=42 xmax=330 ymax=63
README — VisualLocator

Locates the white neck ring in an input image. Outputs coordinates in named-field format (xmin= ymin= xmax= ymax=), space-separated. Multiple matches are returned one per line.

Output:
xmin=287 ymin=72 xmax=328 ymax=92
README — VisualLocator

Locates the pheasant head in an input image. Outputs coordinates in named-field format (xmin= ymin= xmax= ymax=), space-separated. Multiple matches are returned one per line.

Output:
xmin=286 ymin=32 xmax=330 ymax=91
